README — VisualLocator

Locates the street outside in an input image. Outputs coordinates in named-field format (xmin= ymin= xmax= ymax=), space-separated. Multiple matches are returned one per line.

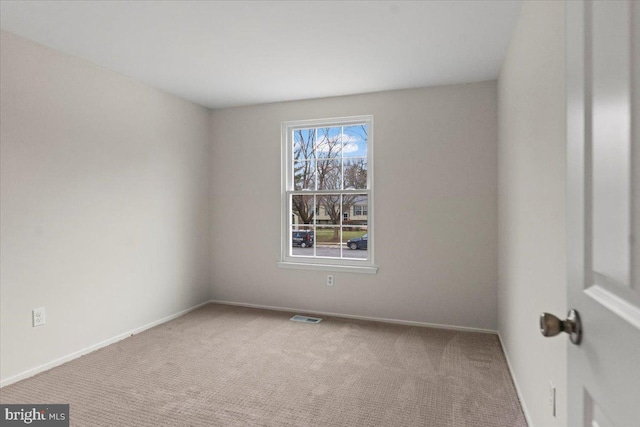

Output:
xmin=292 ymin=245 xmax=367 ymax=259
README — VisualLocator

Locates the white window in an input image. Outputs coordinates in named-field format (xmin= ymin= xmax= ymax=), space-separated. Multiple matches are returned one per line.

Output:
xmin=353 ymin=205 xmax=368 ymax=216
xmin=279 ymin=116 xmax=376 ymax=274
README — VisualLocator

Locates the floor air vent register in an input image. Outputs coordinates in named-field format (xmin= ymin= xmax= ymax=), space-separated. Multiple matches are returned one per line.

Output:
xmin=290 ymin=315 xmax=322 ymax=324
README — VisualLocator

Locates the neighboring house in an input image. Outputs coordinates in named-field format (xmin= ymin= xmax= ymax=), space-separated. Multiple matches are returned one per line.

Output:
xmin=315 ymin=203 xmax=368 ymax=225
xmin=292 ymin=198 xmax=368 ymax=227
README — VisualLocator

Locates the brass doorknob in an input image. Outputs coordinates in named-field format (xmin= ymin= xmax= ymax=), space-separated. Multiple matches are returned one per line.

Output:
xmin=540 ymin=309 xmax=582 ymax=345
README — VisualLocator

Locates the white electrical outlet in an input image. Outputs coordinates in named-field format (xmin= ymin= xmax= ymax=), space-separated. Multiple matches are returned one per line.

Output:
xmin=33 ymin=307 xmax=46 ymax=327
xmin=549 ymin=381 xmax=556 ymax=417
xmin=327 ymin=275 xmax=334 ymax=286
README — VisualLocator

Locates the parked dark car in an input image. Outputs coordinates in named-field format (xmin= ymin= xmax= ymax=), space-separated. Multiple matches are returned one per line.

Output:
xmin=346 ymin=234 xmax=367 ymax=250
xmin=292 ymin=230 xmax=314 ymax=248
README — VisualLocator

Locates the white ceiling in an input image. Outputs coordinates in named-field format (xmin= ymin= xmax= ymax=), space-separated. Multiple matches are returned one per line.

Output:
xmin=0 ymin=1 xmax=522 ymax=109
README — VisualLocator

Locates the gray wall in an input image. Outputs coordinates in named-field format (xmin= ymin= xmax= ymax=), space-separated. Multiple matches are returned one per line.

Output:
xmin=497 ymin=2 xmax=567 ymax=426
xmin=0 ymin=32 xmax=212 ymax=383
xmin=210 ymin=82 xmax=499 ymax=331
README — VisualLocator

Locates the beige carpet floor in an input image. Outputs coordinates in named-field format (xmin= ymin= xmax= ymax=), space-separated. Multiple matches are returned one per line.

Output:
xmin=1 ymin=304 xmax=527 ymax=426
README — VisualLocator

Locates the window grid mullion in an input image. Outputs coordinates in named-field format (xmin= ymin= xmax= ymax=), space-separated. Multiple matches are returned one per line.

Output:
xmin=313 ymin=127 xmax=318 ymax=191
xmin=341 ymin=125 xmax=344 ymax=191
xmin=338 ymin=194 xmax=341 ymax=259
xmin=288 ymin=190 xmax=370 ymax=196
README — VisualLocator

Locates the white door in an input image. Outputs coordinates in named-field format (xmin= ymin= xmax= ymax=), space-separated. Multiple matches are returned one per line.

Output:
xmin=566 ymin=1 xmax=640 ymax=426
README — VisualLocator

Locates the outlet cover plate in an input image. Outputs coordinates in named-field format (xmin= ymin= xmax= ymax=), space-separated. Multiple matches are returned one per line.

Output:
xmin=33 ymin=307 xmax=46 ymax=327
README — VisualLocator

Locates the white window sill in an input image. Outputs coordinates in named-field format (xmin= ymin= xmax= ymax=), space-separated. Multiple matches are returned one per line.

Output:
xmin=277 ymin=261 xmax=378 ymax=275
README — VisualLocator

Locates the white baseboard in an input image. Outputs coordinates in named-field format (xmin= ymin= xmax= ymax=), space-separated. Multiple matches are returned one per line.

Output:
xmin=210 ymin=299 xmax=498 ymax=334
xmin=498 ymin=333 xmax=533 ymax=427
xmin=0 ymin=300 xmax=211 ymax=388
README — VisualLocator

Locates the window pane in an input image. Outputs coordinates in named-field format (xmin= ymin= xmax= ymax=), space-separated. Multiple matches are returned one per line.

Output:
xmin=291 ymin=225 xmax=314 ymax=257
xmin=293 ymin=128 xmax=315 ymax=161
xmin=293 ymin=160 xmax=315 ymax=190
xmin=343 ymin=194 xmax=368 ymax=225
xmin=317 ymin=195 xmax=341 ymax=226
xmin=291 ymin=194 xmax=315 ymax=225
xmin=342 ymin=125 xmax=367 ymax=158
xmin=316 ymin=226 xmax=341 ymax=258
xmin=316 ymin=159 xmax=341 ymax=190
xmin=343 ymin=158 xmax=367 ymax=190
xmin=315 ymin=127 xmax=342 ymax=159
xmin=343 ymin=226 xmax=368 ymax=259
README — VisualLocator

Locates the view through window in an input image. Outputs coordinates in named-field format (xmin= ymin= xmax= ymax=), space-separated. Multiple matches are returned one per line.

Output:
xmin=282 ymin=116 xmax=373 ymax=267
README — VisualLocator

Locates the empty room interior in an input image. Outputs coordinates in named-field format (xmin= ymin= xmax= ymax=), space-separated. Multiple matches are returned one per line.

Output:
xmin=1 ymin=1 xmax=639 ymax=426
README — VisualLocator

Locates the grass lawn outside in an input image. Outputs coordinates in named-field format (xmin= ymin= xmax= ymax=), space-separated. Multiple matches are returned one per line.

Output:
xmin=315 ymin=228 xmax=366 ymax=243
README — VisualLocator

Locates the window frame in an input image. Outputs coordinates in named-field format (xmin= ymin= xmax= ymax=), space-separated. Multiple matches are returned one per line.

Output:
xmin=278 ymin=115 xmax=377 ymax=274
